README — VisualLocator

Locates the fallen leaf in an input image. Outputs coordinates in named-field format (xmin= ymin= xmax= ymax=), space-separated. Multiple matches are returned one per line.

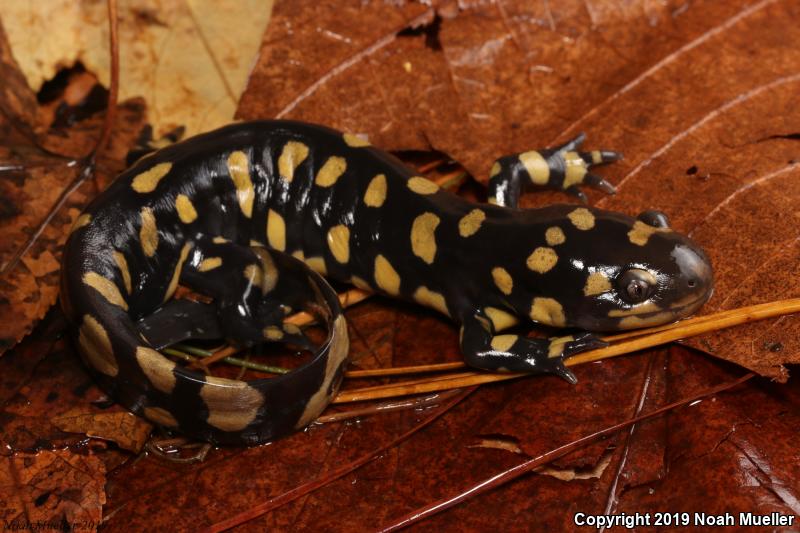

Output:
xmin=0 ymin=0 xmax=273 ymax=137
xmin=2 ymin=0 xmax=800 ymax=530
xmin=52 ymin=408 xmax=153 ymax=454
xmin=238 ymin=0 xmax=800 ymax=379
xmin=0 ymin=19 xmax=147 ymax=355
xmin=0 ymin=449 xmax=106 ymax=532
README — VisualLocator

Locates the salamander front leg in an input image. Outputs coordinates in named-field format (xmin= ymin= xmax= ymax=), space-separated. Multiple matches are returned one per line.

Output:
xmin=458 ymin=311 xmax=607 ymax=383
xmin=487 ymin=133 xmax=622 ymax=207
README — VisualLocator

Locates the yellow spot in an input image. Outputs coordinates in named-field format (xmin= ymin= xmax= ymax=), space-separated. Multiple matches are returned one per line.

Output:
xmin=113 ymin=251 xmax=132 ymax=294
xmin=284 ymin=323 xmax=302 ymax=336
xmin=402 ymin=61 xmax=412 ymax=73
xmin=364 ymin=174 xmax=387 ymax=207
xmin=163 ymin=243 xmax=191 ymax=302
xmin=295 ymin=316 xmax=349 ymax=428
xmin=519 ymin=151 xmax=550 ymax=185
xmin=527 ymin=247 xmax=558 ymax=273
xmin=263 ymin=326 xmax=284 ymax=340
xmin=492 ymin=267 xmax=513 ymax=295
xmin=212 ymin=236 xmax=228 ymax=244
xmin=144 ymin=407 xmax=177 ymax=427
xmin=562 ymin=151 xmax=588 ymax=189
xmin=458 ymin=209 xmax=486 ymax=237
xmin=343 ymin=133 xmax=370 ymax=147
xmin=198 ymin=257 xmax=222 ymax=272
xmin=608 ymin=301 xmax=661 ymax=317
xmin=131 ymin=162 xmax=172 ymax=193
xmin=327 ymin=225 xmax=350 ymax=264
xmin=305 ymin=256 xmax=327 ymax=275
xmin=410 ymin=212 xmax=440 ymax=264
xmin=407 ymin=176 xmax=439 ymax=195
xmin=266 ymin=209 xmax=286 ymax=251
xmin=530 ymin=297 xmax=566 ymax=327
xmin=175 ymin=194 xmax=197 ymax=224
xmin=490 ymin=162 xmax=502 ymax=178
xmin=591 ymin=151 xmax=603 ymax=164
xmin=83 ymin=272 xmax=128 ymax=310
xmin=583 ymin=271 xmax=612 ymax=296
xmin=315 ymin=156 xmax=347 ymax=187
xmin=618 ymin=311 xmax=675 ymax=329
xmin=350 ymin=276 xmax=372 ymax=290
xmin=252 ymin=247 xmax=279 ymax=291
xmin=374 ymin=254 xmax=401 ymax=295
xmin=244 ymin=264 xmax=262 ymax=290
xmin=545 ymin=226 xmax=565 ymax=246
xmin=491 ymin=334 xmax=518 ymax=352
xmin=547 ymin=335 xmax=574 ymax=358
xmin=70 ymin=213 xmax=91 ymax=234
xmin=628 ymin=220 xmax=669 ymax=246
xmin=487 ymin=196 xmax=499 ymax=205
xmin=484 ymin=307 xmax=519 ymax=331
xmin=78 ymin=315 xmax=118 ymax=377
xmin=244 ymin=254 xmax=278 ymax=295
xmin=278 ymin=141 xmax=309 ymax=182
xmin=136 ymin=346 xmax=176 ymax=394
xmin=567 ymin=208 xmax=595 ymax=230
xmin=292 ymin=250 xmax=305 ymax=261
xmin=227 ymin=151 xmax=254 ymax=218
xmin=201 ymin=376 xmax=264 ymax=432
xmin=139 ymin=207 xmax=158 ymax=257
xmin=413 ymin=286 xmax=449 ymax=315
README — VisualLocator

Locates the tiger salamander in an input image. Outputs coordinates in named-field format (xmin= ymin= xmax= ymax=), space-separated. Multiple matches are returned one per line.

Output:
xmin=61 ymin=120 xmax=713 ymax=445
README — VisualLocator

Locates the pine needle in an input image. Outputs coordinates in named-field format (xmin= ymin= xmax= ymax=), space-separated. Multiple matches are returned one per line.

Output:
xmin=334 ymin=298 xmax=800 ymax=404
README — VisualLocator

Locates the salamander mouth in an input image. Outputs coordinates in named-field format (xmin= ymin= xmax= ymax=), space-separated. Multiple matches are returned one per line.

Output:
xmin=611 ymin=290 xmax=712 ymax=330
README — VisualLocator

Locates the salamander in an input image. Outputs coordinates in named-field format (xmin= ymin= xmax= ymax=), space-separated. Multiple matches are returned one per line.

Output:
xmin=60 ymin=120 xmax=714 ymax=445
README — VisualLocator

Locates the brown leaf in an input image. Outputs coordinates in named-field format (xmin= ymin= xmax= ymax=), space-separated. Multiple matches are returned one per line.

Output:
xmin=239 ymin=0 xmax=800 ymax=378
xmin=0 ymin=0 xmax=273 ymax=138
xmin=3 ymin=0 xmax=800 ymax=530
xmin=0 ymin=20 xmax=147 ymax=355
xmin=52 ymin=408 xmax=153 ymax=454
xmin=0 ymin=449 xmax=106 ymax=532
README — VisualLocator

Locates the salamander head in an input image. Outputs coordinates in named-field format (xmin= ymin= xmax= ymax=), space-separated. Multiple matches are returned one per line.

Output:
xmin=503 ymin=205 xmax=713 ymax=332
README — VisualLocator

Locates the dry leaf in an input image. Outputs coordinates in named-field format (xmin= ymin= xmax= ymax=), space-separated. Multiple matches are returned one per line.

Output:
xmin=0 ymin=15 xmax=147 ymax=354
xmin=238 ymin=0 xmax=800 ymax=379
xmin=0 ymin=0 xmax=273 ymax=137
xmin=0 ymin=449 xmax=106 ymax=532
xmin=52 ymin=408 xmax=153 ymax=454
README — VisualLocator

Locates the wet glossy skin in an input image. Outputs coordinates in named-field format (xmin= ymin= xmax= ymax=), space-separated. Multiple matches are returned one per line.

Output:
xmin=60 ymin=120 xmax=713 ymax=444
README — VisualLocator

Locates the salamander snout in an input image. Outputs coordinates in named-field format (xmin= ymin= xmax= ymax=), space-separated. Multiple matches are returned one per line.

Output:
xmin=671 ymin=243 xmax=714 ymax=314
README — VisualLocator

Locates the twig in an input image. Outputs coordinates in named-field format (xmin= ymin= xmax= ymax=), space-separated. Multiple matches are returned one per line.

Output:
xmin=334 ymin=297 xmax=800 ymax=403
xmin=316 ymin=389 xmax=461 ymax=424
xmin=377 ymin=372 xmax=755 ymax=531
xmin=202 ymin=387 xmax=476 ymax=533
xmin=345 ymin=361 xmax=466 ymax=378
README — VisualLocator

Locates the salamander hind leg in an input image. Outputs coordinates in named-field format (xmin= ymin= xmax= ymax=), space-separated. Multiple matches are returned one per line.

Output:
xmin=459 ymin=310 xmax=607 ymax=384
xmin=487 ymin=133 xmax=622 ymax=207
xmin=179 ymin=237 xmax=312 ymax=348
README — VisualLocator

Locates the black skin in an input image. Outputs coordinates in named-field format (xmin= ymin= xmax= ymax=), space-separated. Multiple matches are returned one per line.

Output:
xmin=61 ymin=121 xmax=714 ymax=443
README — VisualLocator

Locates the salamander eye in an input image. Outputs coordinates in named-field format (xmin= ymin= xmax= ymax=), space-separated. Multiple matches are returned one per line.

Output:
xmin=618 ymin=269 xmax=655 ymax=303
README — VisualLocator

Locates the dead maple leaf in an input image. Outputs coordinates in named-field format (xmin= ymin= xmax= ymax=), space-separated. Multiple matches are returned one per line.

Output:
xmin=1 ymin=1 xmax=799 ymax=531
xmin=0 ymin=449 xmax=106 ymax=532
xmin=0 ymin=18 xmax=147 ymax=355
xmin=238 ymin=0 xmax=800 ymax=380
xmin=0 ymin=0 xmax=272 ymax=138
xmin=52 ymin=408 xmax=153 ymax=454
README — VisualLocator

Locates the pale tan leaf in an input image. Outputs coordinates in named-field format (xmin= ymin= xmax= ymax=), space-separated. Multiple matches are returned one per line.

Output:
xmin=0 ymin=0 xmax=273 ymax=136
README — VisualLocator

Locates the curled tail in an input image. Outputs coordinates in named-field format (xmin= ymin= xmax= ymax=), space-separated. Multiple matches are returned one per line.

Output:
xmin=62 ymin=220 xmax=349 ymax=445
